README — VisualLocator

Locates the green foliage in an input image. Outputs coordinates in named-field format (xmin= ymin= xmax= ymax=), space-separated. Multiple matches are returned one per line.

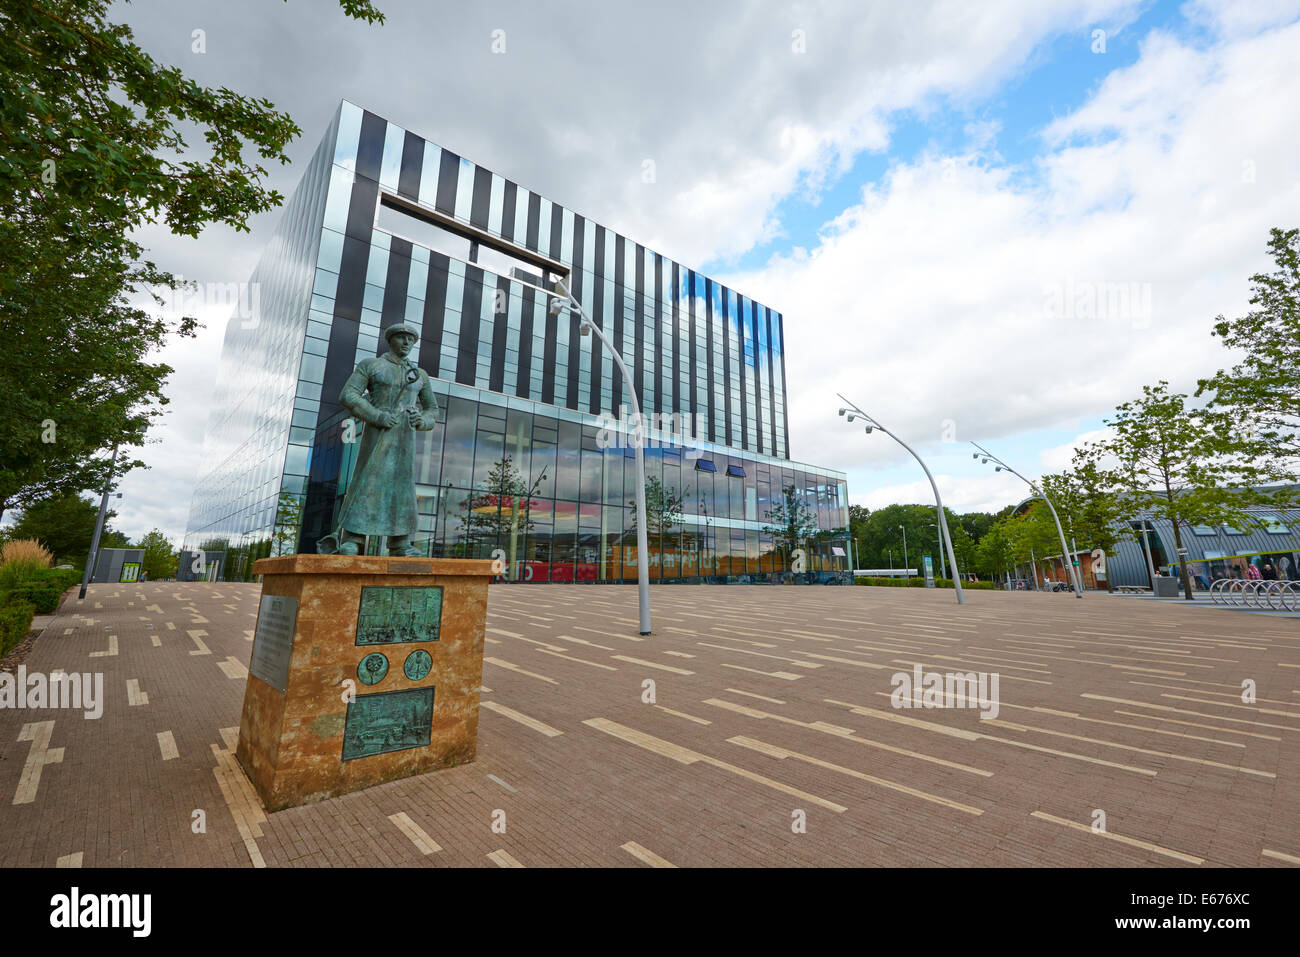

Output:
xmin=1197 ymin=227 xmax=1300 ymax=472
xmin=135 ymin=528 xmax=177 ymax=581
xmin=6 ymin=491 xmax=125 ymax=566
xmin=8 ymin=580 xmax=61 ymax=613
xmin=630 ymin=476 xmax=685 ymax=536
xmin=1082 ymin=380 xmax=1284 ymax=599
xmin=763 ymin=484 xmax=820 ymax=560
xmin=0 ymin=600 xmax=36 ymax=656
xmin=853 ymin=576 xmax=996 ymax=590
xmin=0 ymin=0 xmax=384 ymax=513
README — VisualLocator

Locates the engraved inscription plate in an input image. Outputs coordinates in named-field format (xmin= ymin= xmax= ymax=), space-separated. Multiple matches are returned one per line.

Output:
xmin=342 ymin=687 xmax=435 ymax=761
xmin=249 ymin=595 xmax=298 ymax=693
xmin=356 ymin=585 xmax=443 ymax=645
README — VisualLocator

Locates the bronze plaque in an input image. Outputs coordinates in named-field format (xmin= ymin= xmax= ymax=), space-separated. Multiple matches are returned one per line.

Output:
xmin=356 ymin=585 xmax=442 ymax=645
xmin=342 ymin=687 xmax=435 ymax=761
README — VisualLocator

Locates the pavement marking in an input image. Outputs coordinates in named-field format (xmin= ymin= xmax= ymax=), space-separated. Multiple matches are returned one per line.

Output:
xmin=1083 ymin=694 xmax=1300 ymax=733
xmin=187 ymin=630 xmax=211 ymax=656
xmin=663 ymin=651 xmax=696 ymax=658
xmin=611 ymin=655 xmax=693 ymax=675
xmin=479 ymin=685 xmax=492 ymax=693
xmin=726 ymin=688 xmax=786 ymax=705
xmin=827 ymin=699 xmax=1156 ymax=776
xmin=243 ymin=630 xmax=254 ymax=641
xmin=573 ymin=626 xmax=643 ymax=643
xmin=388 ymin=812 xmax=441 ymax=854
xmin=983 ymin=718 xmax=1274 ymax=778
xmin=621 ymin=841 xmax=677 ymax=868
xmin=654 ymin=705 xmax=712 ymax=725
xmin=89 ymin=635 xmax=118 ymax=658
xmin=13 ymin=721 xmax=64 ymax=805
xmin=554 ymin=634 xmax=614 ymax=651
xmin=55 ymin=852 xmax=83 ymax=868
xmin=697 ymin=641 xmax=822 ymax=669
xmin=1157 ymin=692 xmax=1300 ymax=720
xmin=729 ymin=735 xmax=984 ymax=816
xmin=719 ymin=663 xmax=803 ymax=680
xmin=705 ymin=697 xmax=992 ymax=777
xmin=1262 ymin=848 xmax=1300 ymax=865
xmin=583 ymin=717 xmax=847 ymax=813
xmin=1112 ymin=710 xmax=1281 ymax=741
xmin=484 ymin=657 xmax=558 ymax=684
xmin=210 ymin=739 xmax=266 ymax=868
xmin=63 ymin=628 xmax=72 ymax=635
xmin=165 ymin=622 xmax=175 ymax=630
xmin=535 ymin=648 xmax=618 ymax=670
xmin=126 ymin=679 xmax=149 ymax=706
xmin=798 ymin=652 xmax=889 ymax=670
xmin=1029 ymin=811 xmax=1204 ymax=864
xmin=150 ymin=635 xmax=161 ymax=647
xmin=157 ymin=731 xmax=180 ymax=761
xmin=218 ymin=657 xmax=249 ymax=680
xmin=487 ymin=773 xmax=518 ymax=793
xmin=488 ymin=849 xmax=525 ymax=868
xmin=482 ymin=700 xmax=563 ymax=737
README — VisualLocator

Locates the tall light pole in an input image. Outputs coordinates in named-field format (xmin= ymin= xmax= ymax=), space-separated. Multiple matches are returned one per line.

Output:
xmin=971 ymin=441 xmax=1082 ymax=597
xmin=550 ymin=278 xmax=651 ymax=635
xmin=899 ymin=524 xmax=909 ymax=586
xmin=928 ymin=522 xmax=946 ymax=578
xmin=837 ymin=395 xmax=964 ymax=604
xmin=79 ymin=445 xmax=120 ymax=601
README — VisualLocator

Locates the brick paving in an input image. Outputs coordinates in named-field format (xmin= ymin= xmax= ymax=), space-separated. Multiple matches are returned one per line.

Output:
xmin=1 ymin=581 xmax=1298 ymax=868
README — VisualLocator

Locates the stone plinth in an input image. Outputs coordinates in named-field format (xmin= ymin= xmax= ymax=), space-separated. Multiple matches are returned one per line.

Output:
xmin=236 ymin=554 xmax=495 ymax=811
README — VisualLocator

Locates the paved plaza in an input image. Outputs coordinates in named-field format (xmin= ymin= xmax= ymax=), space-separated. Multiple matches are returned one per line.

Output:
xmin=1 ymin=582 xmax=1298 ymax=868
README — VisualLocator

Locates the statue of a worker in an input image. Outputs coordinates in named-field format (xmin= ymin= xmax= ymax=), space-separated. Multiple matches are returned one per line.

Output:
xmin=317 ymin=320 xmax=439 ymax=557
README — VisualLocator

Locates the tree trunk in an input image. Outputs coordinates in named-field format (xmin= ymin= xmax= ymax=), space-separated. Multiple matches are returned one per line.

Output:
xmin=1170 ymin=517 xmax=1194 ymax=600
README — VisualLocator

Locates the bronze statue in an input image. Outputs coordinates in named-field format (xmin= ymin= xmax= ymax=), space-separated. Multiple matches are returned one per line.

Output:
xmin=317 ymin=321 xmax=439 ymax=557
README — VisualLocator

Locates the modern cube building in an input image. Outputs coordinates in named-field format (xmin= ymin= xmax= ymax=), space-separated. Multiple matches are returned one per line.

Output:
xmin=183 ymin=101 xmax=850 ymax=583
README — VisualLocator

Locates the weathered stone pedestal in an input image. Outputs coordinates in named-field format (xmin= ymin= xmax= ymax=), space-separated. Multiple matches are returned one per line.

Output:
xmin=236 ymin=554 xmax=495 ymax=811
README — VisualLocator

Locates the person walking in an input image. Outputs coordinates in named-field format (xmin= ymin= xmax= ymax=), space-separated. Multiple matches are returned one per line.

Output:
xmin=1246 ymin=561 xmax=1262 ymax=581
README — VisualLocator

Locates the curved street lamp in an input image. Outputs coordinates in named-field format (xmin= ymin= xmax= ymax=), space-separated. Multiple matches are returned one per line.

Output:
xmin=550 ymin=278 xmax=651 ymax=634
xmin=836 ymin=395 xmax=964 ymax=605
xmin=971 ymin=441 xmax=1082 ymax=598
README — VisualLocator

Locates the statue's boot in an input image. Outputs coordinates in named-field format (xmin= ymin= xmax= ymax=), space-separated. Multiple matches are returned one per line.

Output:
xmin=387 ymin=535 xmax=420 ymax=558
xmin=337 ymin=530 xmax=365 ymax=556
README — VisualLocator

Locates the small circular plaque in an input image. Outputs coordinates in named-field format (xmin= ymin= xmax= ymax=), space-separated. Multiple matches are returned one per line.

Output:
xmin=404 ymin=649 xmax=432 ymax=681
xmin=358 ymin=652 xmax=389 ymax=685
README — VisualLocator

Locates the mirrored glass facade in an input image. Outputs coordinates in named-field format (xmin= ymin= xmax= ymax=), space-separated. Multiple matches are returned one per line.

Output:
xmin=183 ymin=102 xmax=850 ymax=582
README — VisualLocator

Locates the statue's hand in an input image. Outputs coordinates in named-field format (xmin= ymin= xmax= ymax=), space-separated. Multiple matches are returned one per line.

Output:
xmin=376 ymin=410 xmax=400 ymax=429
xmin=405 ymin=408 xmax=422 ymax=428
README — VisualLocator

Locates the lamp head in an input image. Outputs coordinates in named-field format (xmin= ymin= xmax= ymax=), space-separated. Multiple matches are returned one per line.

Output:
xmin=838 ymin=408 xmax=846 ymax=416
xmin=863 ymin=425 xmax=872 ymax=434
xmin=995 ymin=466 xmax=1002 ymax=472
xmin=579 ymin=322 xmax=591 ymax=336
xmin=846 ymin=414 xmax=855 ymax=422
xmin=548 ymin=297 xmax=565 ymax=317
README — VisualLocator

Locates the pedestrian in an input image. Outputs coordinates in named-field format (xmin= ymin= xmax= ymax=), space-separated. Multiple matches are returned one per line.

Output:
xmin=1262 ymin=562 xmax=1277 ymax=581
xmin=1246 ymin=561 xmax=1262 ymax=581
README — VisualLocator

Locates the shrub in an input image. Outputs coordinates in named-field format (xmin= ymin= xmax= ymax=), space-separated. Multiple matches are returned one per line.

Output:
xmin=0 ymin=538 xmax=53 ymax=589
xmin=9 ymin=581 xmax=62 ymax=614
xmin=0 ymin=600 xmax=35 ymax=657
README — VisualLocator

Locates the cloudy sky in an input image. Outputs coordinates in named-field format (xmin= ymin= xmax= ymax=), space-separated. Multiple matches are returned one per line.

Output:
xmin=74 ymin=0 xmax=1300 ymax=542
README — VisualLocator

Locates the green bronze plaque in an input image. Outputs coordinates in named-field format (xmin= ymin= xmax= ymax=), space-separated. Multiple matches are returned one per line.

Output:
xmin=358 ymin=652 xmax=389 ymax=685
xmin=342 ymin=686 xmax=435 ymax=761
xmin=356 ymin=585 xmax=443 ymax=645
xmin=403 ymin=649 xmax=432 ymax=681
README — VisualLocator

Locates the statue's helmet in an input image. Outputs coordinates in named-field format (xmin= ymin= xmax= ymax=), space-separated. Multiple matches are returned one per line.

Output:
xmin=382 ymin=320 xmax=421 ymax=343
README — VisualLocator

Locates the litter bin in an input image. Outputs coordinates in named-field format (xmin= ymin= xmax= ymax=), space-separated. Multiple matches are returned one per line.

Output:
xmin=1152 ymin=576 xmax=1181 ymax=598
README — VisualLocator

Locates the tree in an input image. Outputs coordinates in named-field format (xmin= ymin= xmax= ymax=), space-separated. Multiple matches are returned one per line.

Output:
xmin=5 ymin=490 xmax=126 ymax=565
xmin=763 ymin=484 xmax=820 ymax=571
xmin=1085 ymin=381 xmax=1280 ymax=600
xmin=1042 ymin=455 xmax=1132 ymax=592
xmin=973 ymin=520 xmax=1015 ymax=581
xmin=1197 ymin=227 xmax=1300 ymax=475
xmin=135 ymin=528 xmax=176 ymax=581
xmin=0 ymin=0 xmax=384 ymax=517
xmin=461 ymin=456 xmax=544 ymax=565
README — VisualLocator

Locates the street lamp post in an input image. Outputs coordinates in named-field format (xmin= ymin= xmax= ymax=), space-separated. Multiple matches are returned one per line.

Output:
xmin=79 ymin=445 xmax=120 ymax=601
xmin=928 ymin=521 xmax=946 ymax=578
xmin=837 ymin=395 xmax=964 ymax=604
xmin=971 ymin=442 xmax=1082 ymax=598
xmin=899 ymin=524 xmax=909 ymax=586
xmin=550 ymin=278 xmax=651 ymax=635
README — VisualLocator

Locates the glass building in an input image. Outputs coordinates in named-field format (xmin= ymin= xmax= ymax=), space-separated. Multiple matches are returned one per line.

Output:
xmin=183 ymin=101 xmax=850 ymax=583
